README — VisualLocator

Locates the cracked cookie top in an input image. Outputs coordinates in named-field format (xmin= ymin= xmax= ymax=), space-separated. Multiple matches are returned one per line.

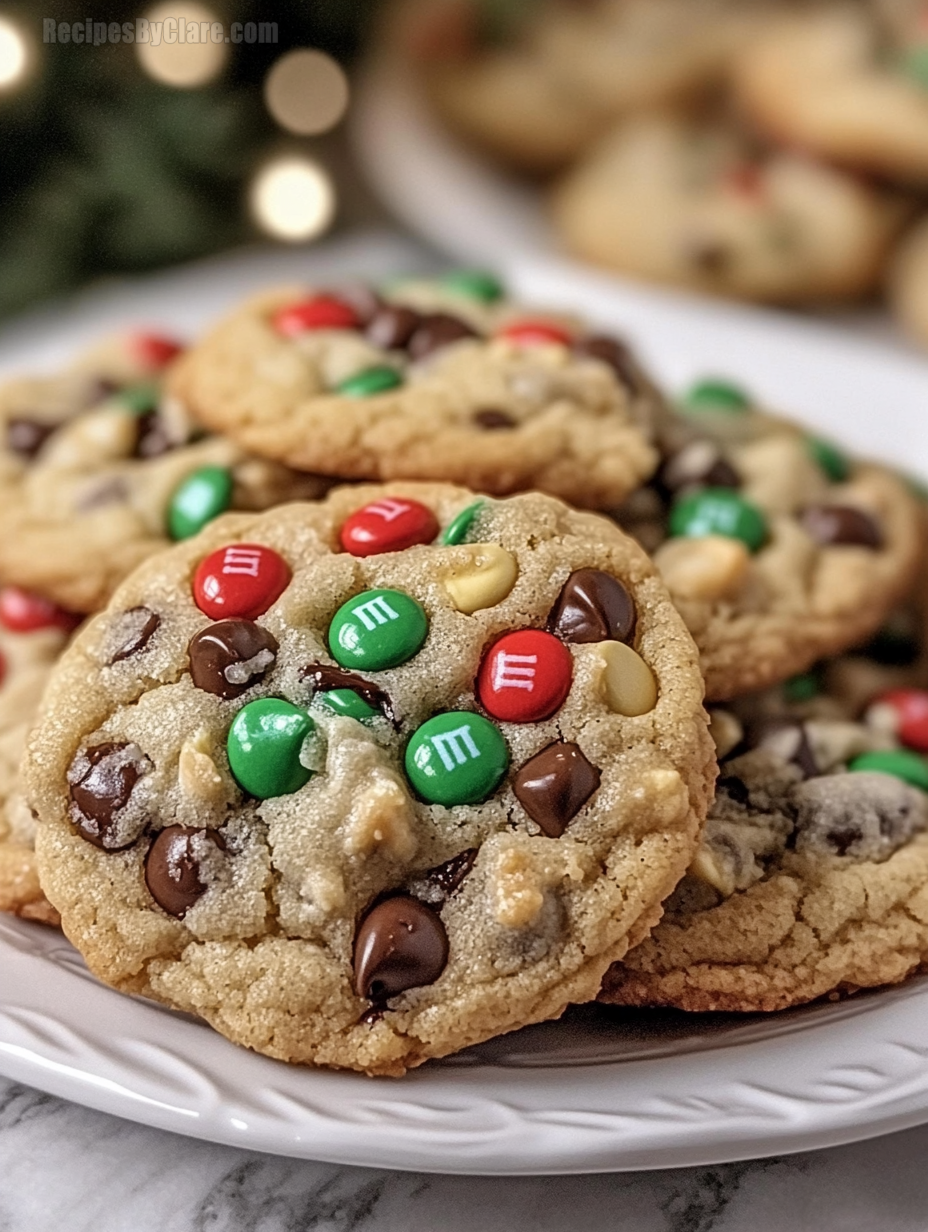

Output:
xmin=24 ymin=482 xmax=714 ymax=1075
xmin=167 ymin=275 xmax=663 ymax=510
xmin=0 ymin=332 xmax=330 ymax=612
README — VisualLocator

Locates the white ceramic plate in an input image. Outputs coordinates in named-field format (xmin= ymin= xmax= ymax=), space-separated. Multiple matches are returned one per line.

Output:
xmin=2 ymin=233 xmax=928 ymax=1176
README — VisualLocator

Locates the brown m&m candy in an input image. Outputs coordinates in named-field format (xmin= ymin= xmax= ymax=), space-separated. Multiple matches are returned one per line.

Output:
xmin=800 ymin=504 xmax=883 ymax=549
xmin=188 ymin=619 xmax=279 ymax=699
xmin=67 ymin=741 xmax=152 ymax=849
xmin=145 ymin=825 xmax=225 ymax=918
xmin=353 ymin=895 xmax=449 ymax=1003
xmin=549 ymin=569 xmax=635 ymax=645
xmin=513 ymin=741 xmax=602 ymax=837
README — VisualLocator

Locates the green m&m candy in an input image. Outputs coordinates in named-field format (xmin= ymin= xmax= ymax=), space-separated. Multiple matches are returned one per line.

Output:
xmin=119 ymin=382 xmax=160 ymax=414
xmin=441 ymin=499 xmax=485 ymax=545
xmin=168 ymin=466 xmax=234 ymax=540
xmin=405 ymin=712 xmax=509 ymax=806
xmin=849 ymin=749 xmax=928 ymax=793
xmin=682 ymin=379 xmax=751 ymax=414
xmin=227 ymin=698 xmax=315 ymax=799
xmin=336 ymin=366 xmax=404 ymax=398
xmin=669 ymin=487 xmax=768 ymax=552
xmin=441 ymin=270 xmax=504 ymax=303
xmin=901 ymin=44 xmax=928 ymax=88
xmin=807 ymin=436 xmax=850 ymax=483
xmin=316 ymin=688 xmax=379 ymax=722
xmin=328 ymin=588 xmax=428 ymax=671
xmin=783 ymin=671 xmax=820 ymax=703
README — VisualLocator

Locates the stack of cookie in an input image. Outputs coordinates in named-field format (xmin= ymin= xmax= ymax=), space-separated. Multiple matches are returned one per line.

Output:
xmin=416 ymin=0 xmax=928 ymax=345
xmin=8 ymin=272 xmax=928 ymax=1076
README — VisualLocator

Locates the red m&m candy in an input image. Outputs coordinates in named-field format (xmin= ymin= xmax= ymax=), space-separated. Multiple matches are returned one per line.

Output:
xmin=131 ymin=333 xmax=184 ymax=371
xmin=496 ymin=320 xmax=573 ymax=348
xmin=193 ymin=544 xmax=291 ymax=620
xmin=340 ymin=498 xmax=439 ymax=557
xmin=272 ymin=296 xmax=360 ymax=338
xmin=0 ymin=586 xmax=80 ymax=633
xmin=869 ymin=689 xmax=928 ymax=753
xmin=477 ymin=629 xmax=572 ymax=723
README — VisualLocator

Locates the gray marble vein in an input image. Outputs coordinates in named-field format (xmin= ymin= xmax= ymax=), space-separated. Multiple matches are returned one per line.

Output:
xmin=1 ymin=1079 xmax=928 ymax=1231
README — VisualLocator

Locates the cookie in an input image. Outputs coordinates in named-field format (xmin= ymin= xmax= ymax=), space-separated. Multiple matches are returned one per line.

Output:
xmin=0 ymin=333 xmax=331 ymax=612
xmin=599 ymin=631 xmax=928 ymax=1013
xmin=0 ymin=587 xmax=79 ymax=926
xmin=414 ymin=0 xmax=764 ymax=172
xmin=551 ymin=114 xmax=903 ymax=304
xmin=732 ymin=4 xmax=928 ymax=186
xmin=24 ymin=483 xmax=715 ymax=1075
xmin=611 ymin=378 xmax=923 ymax=700
xmin=167 ymin=276 xmax=663 ymax=510
xmin=888 ymin=213 xmax=928 ymax=350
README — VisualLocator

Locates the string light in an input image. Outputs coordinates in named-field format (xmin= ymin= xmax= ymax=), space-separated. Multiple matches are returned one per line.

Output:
xmin=0 ymin=17 xmax=28 ymax=90
xmin=264 ymin=49 xmax=350 ymax=136
xmin=251 ymin=156 xmax=336 ymax=242
xmin=137 ymin=2 xmax=226 ymax=88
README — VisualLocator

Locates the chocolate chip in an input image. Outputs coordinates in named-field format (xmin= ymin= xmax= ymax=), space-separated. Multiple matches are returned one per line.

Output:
xmin=513 ymin=741 xmax=601 ymax=837
xmin=366 ymin=304 xmax=422 ymax=351
xmin=422 ymin=848 xmax=477 ymax=902
xmin=145 ymin=825 xmax=225 ymax=918
xmin=67 ymin=741 xmax=152 ymax=849
xmin=660 ymin=440 xmax=740 ymax=494
xmin=745 ymin=718 xmax=819 ymax=778
xmin=134 ymin=411 xmax=175 ymax=459
xmin=406 ymin=312 xmax=478 ymax=362
xmin=548 ymin=569 xmax=636 ymax=645
xmin=108 ymin=607 xmax=161 ymax=664
xmin=800 ymin=505 xmax=883 ymax=549
xmin=572 ymin=334 xmax=643 ymax=394
xmin=301 ymin=663 xmax=398 ymax=726
xmin=188 ymin=620 xmax=278 ymax=699
xmin=353 ymin=895 xmax=449 ymax=1002
xmin=717 ymin=774 xmax=749 ymax=806
xmin=473 ymin=408 xmax=516 ymax=430
xmin=685 ymin=237 xmax=732 ymax=275
xmin=6 ymin=417 xmax=58 ymax=459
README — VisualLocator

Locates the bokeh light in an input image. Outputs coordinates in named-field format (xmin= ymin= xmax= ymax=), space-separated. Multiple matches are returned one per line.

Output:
xmin=137 ymin=2 xmax=226 ymax=88
xmin=0 ymin=17 xmax=28 ymax=90
xmin=264 ymin=49 xmax=350 ymax=136
xmin=250 ymin=156 xmax=336 ymax=242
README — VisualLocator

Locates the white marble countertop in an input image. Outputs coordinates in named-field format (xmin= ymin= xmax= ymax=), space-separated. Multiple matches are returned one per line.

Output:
xmin=1 ymin=1075 xmax=927 ymax=1231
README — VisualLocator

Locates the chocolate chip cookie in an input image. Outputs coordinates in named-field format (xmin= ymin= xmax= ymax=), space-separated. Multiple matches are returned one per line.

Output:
xmin=0 ymin=333 xmax=331 ymax=612
xmin=0 ymin=587 xmax=80 ymax=925
xmin=167 ymin=275 xmax=663 ymax=510
xmin=732 ymin=3 xmax=928 ymax=186
xmin=600 ymin=626 xmax=928 ymax=1013
xmin=552 ymin=113 xmax=903 ymax=304
xmin=612 ymin=378 xmax=923 ymax=700
xmin=25 ymin=483 xmax=715 ymax=1074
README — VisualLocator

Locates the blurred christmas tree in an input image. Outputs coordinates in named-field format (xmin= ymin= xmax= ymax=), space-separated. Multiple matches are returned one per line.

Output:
xmin=0 ymin=0 xmax=378 ymax=318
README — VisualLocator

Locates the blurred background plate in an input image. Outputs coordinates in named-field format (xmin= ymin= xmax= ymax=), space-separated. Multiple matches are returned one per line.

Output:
xmin=3 ymin=235 xmax=928 ymax=1173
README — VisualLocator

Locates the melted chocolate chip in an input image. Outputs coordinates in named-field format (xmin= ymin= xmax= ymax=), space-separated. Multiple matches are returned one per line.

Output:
xmin=745 ymin=717 xmax=819 ymax=779
xmin=406 ymin=313 xmax=478 ymax=362
xmin=422 ymin=849 xmax=478 ymax=902
xmin=109 ymin=607 xmax=161 ymax=664
xmin=513 ymin=742 xmax=601 ymax=837
xmin=473 ymin=408 xmax=516 ymax=430
xmin=572 ymin=334 xmax=643 ymax=393
xmin=366 ymin=304 xmax=422 ymax=350
xmin=67 ymin=741 xmax=151 ymax=849
xmin=353 ymin=895 xmax=449 ymax=1002
xmin=548 ymin=569 xmax=636 ymax=645
xmin=800 ymin=504 xmax=883 ymax=549
xmin=717 ymin=775 xmax=749 ymax=806
xmin=145 ymin=825 xmax=225 ymax=918
xmin=301 ymin=663 xmax=398 ymax=726
xmin=134 ymin=411 xmax=175 ymax=459
xmin=188 ymin=620 xmax=279 ymax=699
xmin=6 ymin=417 xmax=58 ymax=459
xmin=659 ymin=440 xmax=741 ymax=494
